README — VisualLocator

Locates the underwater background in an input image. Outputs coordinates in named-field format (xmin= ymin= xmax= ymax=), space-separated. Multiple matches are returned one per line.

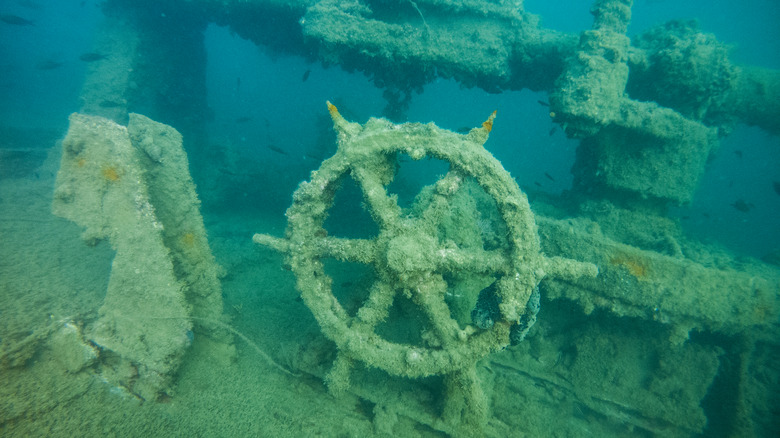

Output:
xmin=1 ymin=0 xmax=779 ymax=436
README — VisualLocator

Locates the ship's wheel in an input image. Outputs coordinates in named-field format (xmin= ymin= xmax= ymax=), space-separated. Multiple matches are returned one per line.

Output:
xmin=253 ymin=102 xmax=596 ymax=387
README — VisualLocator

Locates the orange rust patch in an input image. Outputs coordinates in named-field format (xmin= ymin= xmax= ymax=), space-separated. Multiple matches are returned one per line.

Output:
xmin=610 ymin=253 xmax=649 ymax=279
xmin=101 ymin=165 xmax=120 ymax=182
xmin=326 ymin=101 xmax=339 ymax=118
xmin=482 ymin=110 xmax=497 ymax=132
xmin=180 ymin=232 xmax=196 ymax=248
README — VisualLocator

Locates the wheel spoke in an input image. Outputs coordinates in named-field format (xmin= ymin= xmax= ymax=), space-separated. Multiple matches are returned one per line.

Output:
xmin=353 ymin=279 xmax=397 ymax=330
xmin=314 ymin=236 xmax=377 ymax=264
xmin=417 ymin=169 xmax=464 ymax=232
xmin=352 ymin=167 xmax=402 ymax=230
xmin=435 ymin=247 xmax=510 ymax=275
xmin=412 ymin=275 xmax=462 ymax=347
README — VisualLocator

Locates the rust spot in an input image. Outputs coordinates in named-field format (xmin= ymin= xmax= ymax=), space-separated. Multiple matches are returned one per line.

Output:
xmin=180 ymin=232 xmax=196 ymax=248
xmin=326 ymin=101 xmax=339 ymax=118
xmin=101 ymin=165 xmax=120 ymax=182
xmin=482 ymin=110 xmax=497 ymax=132
xmin=610 ymin=252 xmax=649 ymax=279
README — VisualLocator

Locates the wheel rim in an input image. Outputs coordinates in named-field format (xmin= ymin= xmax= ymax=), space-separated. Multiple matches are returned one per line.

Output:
xmin=279 ymin=105 xmax=544 ymax=378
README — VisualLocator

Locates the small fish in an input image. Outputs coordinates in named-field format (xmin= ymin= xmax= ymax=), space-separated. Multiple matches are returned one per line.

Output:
xmin=544 ymin=172 xmax=555 ymax=182
xmin=534 ymin=181 xmax=542 ymax=187
xmin=79 ymin=52 xmax=107 ymax=62
xmin=455 ymin=126 xmax=471 ymax=134
xmin=537 ymin=100 xmax=549 ymax=107
xmin=235 ymin=116 xmax=251 ymax=123
xmin=773 ymin=181 xmax=780 ymax=196
xmin=548 ymin=127 xmax=556 ymax=136
xmin=730 ymin=199 xmax=754 ymax=213
xmin=267 ymin=144 xmax=288 ymax=155
xmin=301 ymin=69 xmax=311 ymax=82
xmin=733 ymin=150 xmax=743 ymax=159
xmin=1 ymin=14 xmax=34 ymax=25
xmin=35 ymin=59 xmax=64 ymax=70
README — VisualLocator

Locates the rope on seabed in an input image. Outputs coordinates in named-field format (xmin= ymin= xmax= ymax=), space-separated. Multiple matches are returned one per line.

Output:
xmin=188 ymin=316 xmax=301 ymax=377
xmin=97 ymin=313 xmax=301 ymax=377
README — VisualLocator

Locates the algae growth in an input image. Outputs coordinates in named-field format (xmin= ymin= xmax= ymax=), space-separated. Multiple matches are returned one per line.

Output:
xmin=1 ymin=0 xmax=779 ymax=437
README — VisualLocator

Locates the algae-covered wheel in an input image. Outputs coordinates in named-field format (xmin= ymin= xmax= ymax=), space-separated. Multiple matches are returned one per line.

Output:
xmin=254 ymin=102 xmax=596 ymax=380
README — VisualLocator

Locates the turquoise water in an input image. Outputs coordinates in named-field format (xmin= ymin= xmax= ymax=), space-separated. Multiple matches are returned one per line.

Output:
xmin=1 ymin=1 xmax=779 ymax=436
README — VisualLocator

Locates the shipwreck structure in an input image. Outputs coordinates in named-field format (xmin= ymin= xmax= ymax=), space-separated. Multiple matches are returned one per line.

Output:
xmin=51 ymin=113 xmax=235 ymax=400
xmin=20 ymin=0 xmax=780 ymax=436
